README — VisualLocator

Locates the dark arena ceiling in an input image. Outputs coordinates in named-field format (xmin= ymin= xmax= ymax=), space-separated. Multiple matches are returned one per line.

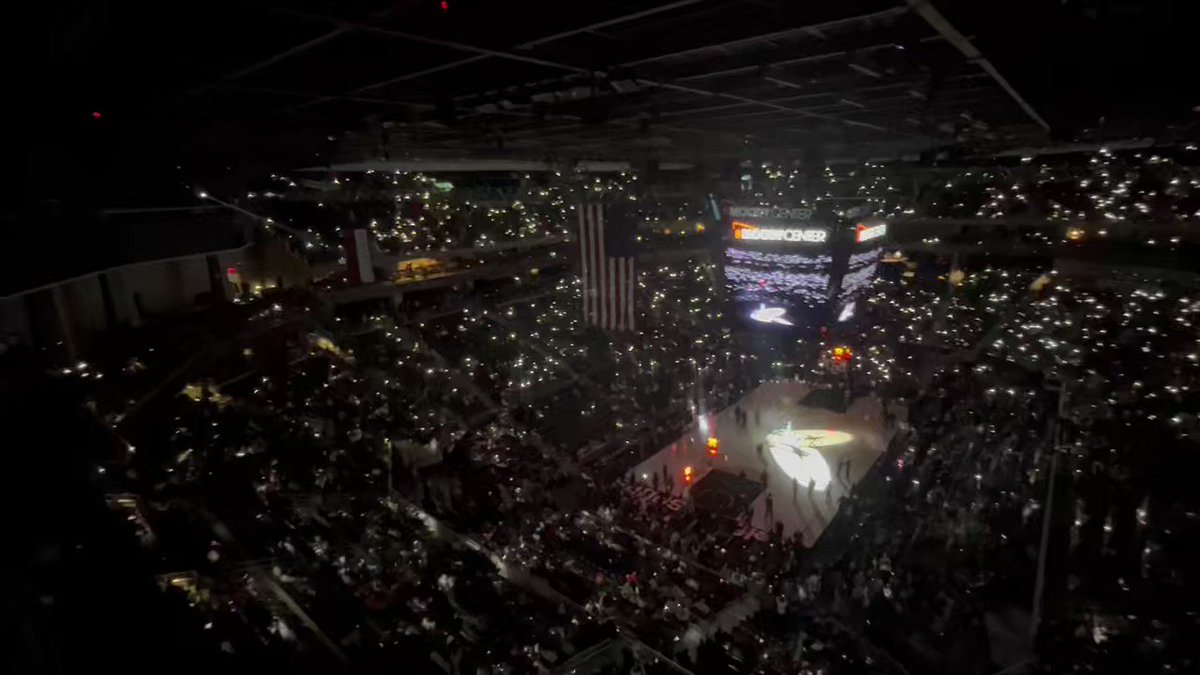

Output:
xmin=16 ymin=0 xmax=1198 ymax=201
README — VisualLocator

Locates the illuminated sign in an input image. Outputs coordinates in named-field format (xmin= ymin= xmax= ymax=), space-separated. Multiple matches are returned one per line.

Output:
xmin=855 ymin=222 xmax=887 ymax=243
xmin=837 ymin=301 xmax=855 ymax=322
xmin=750 ymin=305 xmax=794 ymax=326
xmin=730 ymin=205 xmax=814 ymax=221
xmin=734 ymin=221 xmax=828 ymax=243
xmin=766 ymin=427 xmax=853 ymax=491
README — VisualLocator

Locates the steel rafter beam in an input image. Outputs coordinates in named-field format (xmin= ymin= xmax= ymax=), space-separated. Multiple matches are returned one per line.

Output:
xmin=225 ymin=84 xmax=435 ymax=110
xmin=482 ymin=76 xmax=916 ymax=136
xmin=642 ymin=69 xmax=994 ymax=124
xmin=517 ymin=0 xmax=713 ymax=49
xmin=462 ymin=75 xmax=994 ymax=145
xmin=276 ymin=9 xmax=594 ymax=74
xmin=905 ymin=0 xmax=1049 ymax=131
xmin=607 ymin=78 xmax=938 ymax=122
xmin=680 ymin=27 xmax=963 ymax=84
xmin=615 ymin=6 xmax=909 ymax=69
xmin=452 ymin=10 xmax=912 ymax=100
xmin=282 ymin=8 xmax=916 ymax=138
xmin=634 ymin=78 xmax=900 ymax=132
xmin=317 ymin=0 xmax=714 ymax=105
xmin=176 ymin=28 xmax=349 ymax=100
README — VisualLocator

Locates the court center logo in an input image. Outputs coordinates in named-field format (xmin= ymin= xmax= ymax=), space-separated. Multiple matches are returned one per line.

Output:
xmin=766 ymin=427 xmax=853 ymax=491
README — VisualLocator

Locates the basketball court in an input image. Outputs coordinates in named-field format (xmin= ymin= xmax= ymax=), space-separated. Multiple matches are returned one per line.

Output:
xmin=628 ymin=380 xmax=891 ymax=547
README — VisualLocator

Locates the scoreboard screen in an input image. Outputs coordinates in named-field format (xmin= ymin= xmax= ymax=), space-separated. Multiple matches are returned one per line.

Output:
xmin=839 ymin=248 xmax=882 ymax=300
xmin=722 ymin=203 xmax=887 ymax=332
xmin=725 ymin=248 xmax=832 ymax=306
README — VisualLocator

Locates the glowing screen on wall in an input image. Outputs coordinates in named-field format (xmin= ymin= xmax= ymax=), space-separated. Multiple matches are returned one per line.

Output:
xmin=725 ymin=248 xmax=832 ymax=306
xmin=839 ymin=248 xmax=882 ymax=301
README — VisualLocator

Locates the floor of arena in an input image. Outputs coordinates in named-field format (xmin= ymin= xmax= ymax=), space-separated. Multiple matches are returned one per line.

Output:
xmin=629 ymin=380 xmax=891 ymax=547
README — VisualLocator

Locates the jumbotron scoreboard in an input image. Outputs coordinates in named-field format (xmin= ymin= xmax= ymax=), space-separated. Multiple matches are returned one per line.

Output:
xmin=722 ymin=202 xmax=886 ymax=331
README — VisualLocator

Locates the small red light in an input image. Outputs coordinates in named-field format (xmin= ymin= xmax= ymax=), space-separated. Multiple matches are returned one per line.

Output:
xmin=92 ymin=111 xmax=102 ymax=120
xmin=683 ymin=466 xmax=694 ymax=482
xmin=440 ymin=1 xmax=448 ymax=11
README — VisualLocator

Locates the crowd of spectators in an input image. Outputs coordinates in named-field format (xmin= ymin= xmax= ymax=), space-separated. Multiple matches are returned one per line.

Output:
xmin=61 ymin=250 xmax=1198 ymax=674
xmin=985 ymin=272 xmax=1200 ymax=672
xmin=43 ymin=147 xmax=1200 ymax=674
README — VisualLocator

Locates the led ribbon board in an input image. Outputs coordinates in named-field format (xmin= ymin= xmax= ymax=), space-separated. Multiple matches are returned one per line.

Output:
xmin=730 ymin=205 xmax=828 ymax=244
xmin=730 ymin=206 xmax=815 ymax=220
xmin=734 ymin=222 xmax=829 ymax=243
